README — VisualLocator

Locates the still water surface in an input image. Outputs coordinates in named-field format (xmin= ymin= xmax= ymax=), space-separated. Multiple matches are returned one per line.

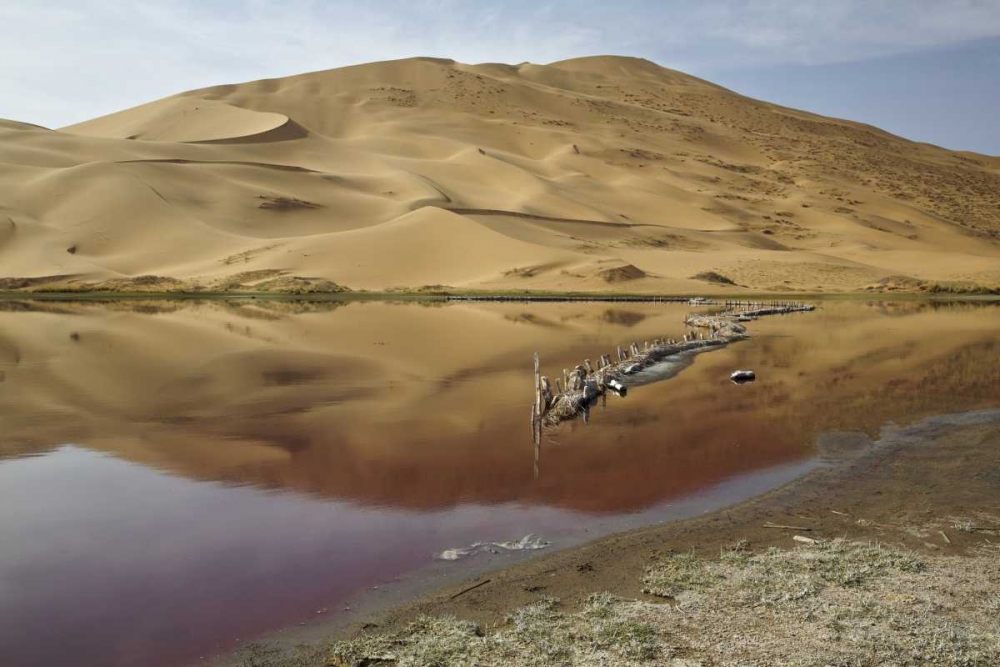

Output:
xmin=0 ymin=298 xmax=997 ymax=666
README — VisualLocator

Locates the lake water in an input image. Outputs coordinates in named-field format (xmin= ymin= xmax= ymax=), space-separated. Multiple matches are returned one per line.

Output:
xmin=1 ymin=298 xmax=997 ymax=667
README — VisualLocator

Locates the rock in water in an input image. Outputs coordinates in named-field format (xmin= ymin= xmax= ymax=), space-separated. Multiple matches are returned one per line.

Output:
xmin=730 ymin=369 xmax=756 ymax=384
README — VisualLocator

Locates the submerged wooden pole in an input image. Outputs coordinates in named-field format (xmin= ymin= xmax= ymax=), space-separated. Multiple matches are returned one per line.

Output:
xmin=534 ymin=352 xmax=541 ymax=411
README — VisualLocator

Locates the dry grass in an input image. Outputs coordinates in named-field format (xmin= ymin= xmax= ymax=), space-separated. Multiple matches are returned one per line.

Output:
xmin=325 ymin=597 xmax=669 ymax=667
xmin=299 ymin=538 xmax=1000 ymax=667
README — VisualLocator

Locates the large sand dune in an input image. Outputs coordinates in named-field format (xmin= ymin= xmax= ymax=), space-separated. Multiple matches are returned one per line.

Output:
xmin=2 ymin=55 xmax=998 ymax=293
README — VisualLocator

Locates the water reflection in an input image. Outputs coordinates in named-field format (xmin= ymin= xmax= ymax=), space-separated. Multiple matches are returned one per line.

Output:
xmin=1 ymin=299 xmax=998 ymax=509
xmin=0 ymin=298 xmax=998 ymax=667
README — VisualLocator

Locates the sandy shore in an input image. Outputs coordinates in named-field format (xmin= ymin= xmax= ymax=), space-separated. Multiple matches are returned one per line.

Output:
xmin=229 ymin=408 xmax=1000 ymax=665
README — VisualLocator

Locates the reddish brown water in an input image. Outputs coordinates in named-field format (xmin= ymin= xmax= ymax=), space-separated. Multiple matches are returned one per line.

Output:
xmin=0 ymin=298 xmax=997 ymax=667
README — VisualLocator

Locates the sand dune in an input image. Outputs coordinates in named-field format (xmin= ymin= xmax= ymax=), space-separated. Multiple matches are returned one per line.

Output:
xmin=62 ymin=97 xmax=292 ymax=143
xmin=1 ymin=55 xmax=998 ymax=293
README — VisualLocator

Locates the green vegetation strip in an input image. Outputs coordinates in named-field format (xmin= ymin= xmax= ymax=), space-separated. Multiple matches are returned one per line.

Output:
xmin=2 ymin=290 xmax=999 ymax=303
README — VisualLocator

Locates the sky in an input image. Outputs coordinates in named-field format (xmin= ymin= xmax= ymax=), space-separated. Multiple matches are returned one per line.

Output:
xmin=1 ymin=0 xmax=998 ymax=154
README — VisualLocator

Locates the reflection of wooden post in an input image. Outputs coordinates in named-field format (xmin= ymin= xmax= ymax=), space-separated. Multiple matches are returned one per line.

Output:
xmin=533 ymin=353 xmax=542 ymax=452
xmin=534 ymin=435 xmax=540 ymax=480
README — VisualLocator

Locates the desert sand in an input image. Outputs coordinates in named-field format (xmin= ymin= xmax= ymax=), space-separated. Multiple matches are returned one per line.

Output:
xmin=1 ymin=56 xmax=999 ymax=294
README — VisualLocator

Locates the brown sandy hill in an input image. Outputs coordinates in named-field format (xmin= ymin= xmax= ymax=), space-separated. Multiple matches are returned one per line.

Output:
xmin=1 ymin=55 xmax=998 ymax=293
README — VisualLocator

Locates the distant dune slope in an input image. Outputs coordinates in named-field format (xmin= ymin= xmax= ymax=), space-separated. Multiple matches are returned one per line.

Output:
xmin=2 ymin=55 xmax=998 ymax=293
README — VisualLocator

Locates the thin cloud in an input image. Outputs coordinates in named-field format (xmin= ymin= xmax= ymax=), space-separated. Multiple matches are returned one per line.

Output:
xmin=1 ymin=0 xmax=999 ymax=128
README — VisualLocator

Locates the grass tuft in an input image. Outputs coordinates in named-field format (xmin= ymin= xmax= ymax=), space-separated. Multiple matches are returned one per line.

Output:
xmin=641 ymin=552 xmax=720 ymax=598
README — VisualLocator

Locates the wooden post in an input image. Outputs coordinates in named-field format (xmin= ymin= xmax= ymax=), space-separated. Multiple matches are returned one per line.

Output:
xmin=534 ymin=353 xmax=542 ymax=418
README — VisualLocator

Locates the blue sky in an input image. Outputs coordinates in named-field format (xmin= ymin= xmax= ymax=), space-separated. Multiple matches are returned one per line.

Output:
xmin=1 ymin=0 xmax=998 ymax=154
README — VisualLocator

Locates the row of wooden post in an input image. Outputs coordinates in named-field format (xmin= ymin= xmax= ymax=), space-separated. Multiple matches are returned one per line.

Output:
xmin=723 ymin=300 xmax=803 ymax=309
xmin=531 ymin=302 xmax=811 ymax=421
xmin=534 ymin=331 xmax=697 ymax=416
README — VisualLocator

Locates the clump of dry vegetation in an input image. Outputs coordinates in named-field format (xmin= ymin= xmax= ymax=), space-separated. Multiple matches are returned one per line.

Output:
xmin=503 ymin=266 xmax=542 ymax=278
xmin=311 ymin=539 xmax=1000 ymax=667
xmin=257 ymin=195 xmax=322 ymax=211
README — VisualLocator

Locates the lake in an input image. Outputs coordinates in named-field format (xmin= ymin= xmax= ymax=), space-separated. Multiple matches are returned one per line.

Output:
xmin=1 ymin=297 xmax=998 ymax=666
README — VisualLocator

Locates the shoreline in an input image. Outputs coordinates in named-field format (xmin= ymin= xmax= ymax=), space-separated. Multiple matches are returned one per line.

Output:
xmin=223 ymin=407 xmax=1000 ymax=666
xmin=2 ymin=290 xmax=999 ymax=303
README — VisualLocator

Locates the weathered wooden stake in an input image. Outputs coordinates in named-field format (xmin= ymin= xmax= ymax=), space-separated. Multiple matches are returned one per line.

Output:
xmin=534 ymin=352 xmax=542 ymax=418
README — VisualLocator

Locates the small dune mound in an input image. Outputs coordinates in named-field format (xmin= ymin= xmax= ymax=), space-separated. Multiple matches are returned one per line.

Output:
xmin=61 ymin=97 xmax=291 ymax=143
xmin=598 ymin=264 xmax=646 ymax=283
xmin=250 ymin=276 xmax=350 ymax=294
xmin=866 ymin=275 xmax=999 ymax=295
xmin=209 ymin=270 xmax=349 ymax=294
xmin=865 ymin=275 xmax=927 ymax=292
xmin=693 ymin=271 xmax=738 ymax=286
xmin=0 ymin=275 xmax=78 ymax=291
xmin=93 ymin=275 xmax=187 ymax=292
